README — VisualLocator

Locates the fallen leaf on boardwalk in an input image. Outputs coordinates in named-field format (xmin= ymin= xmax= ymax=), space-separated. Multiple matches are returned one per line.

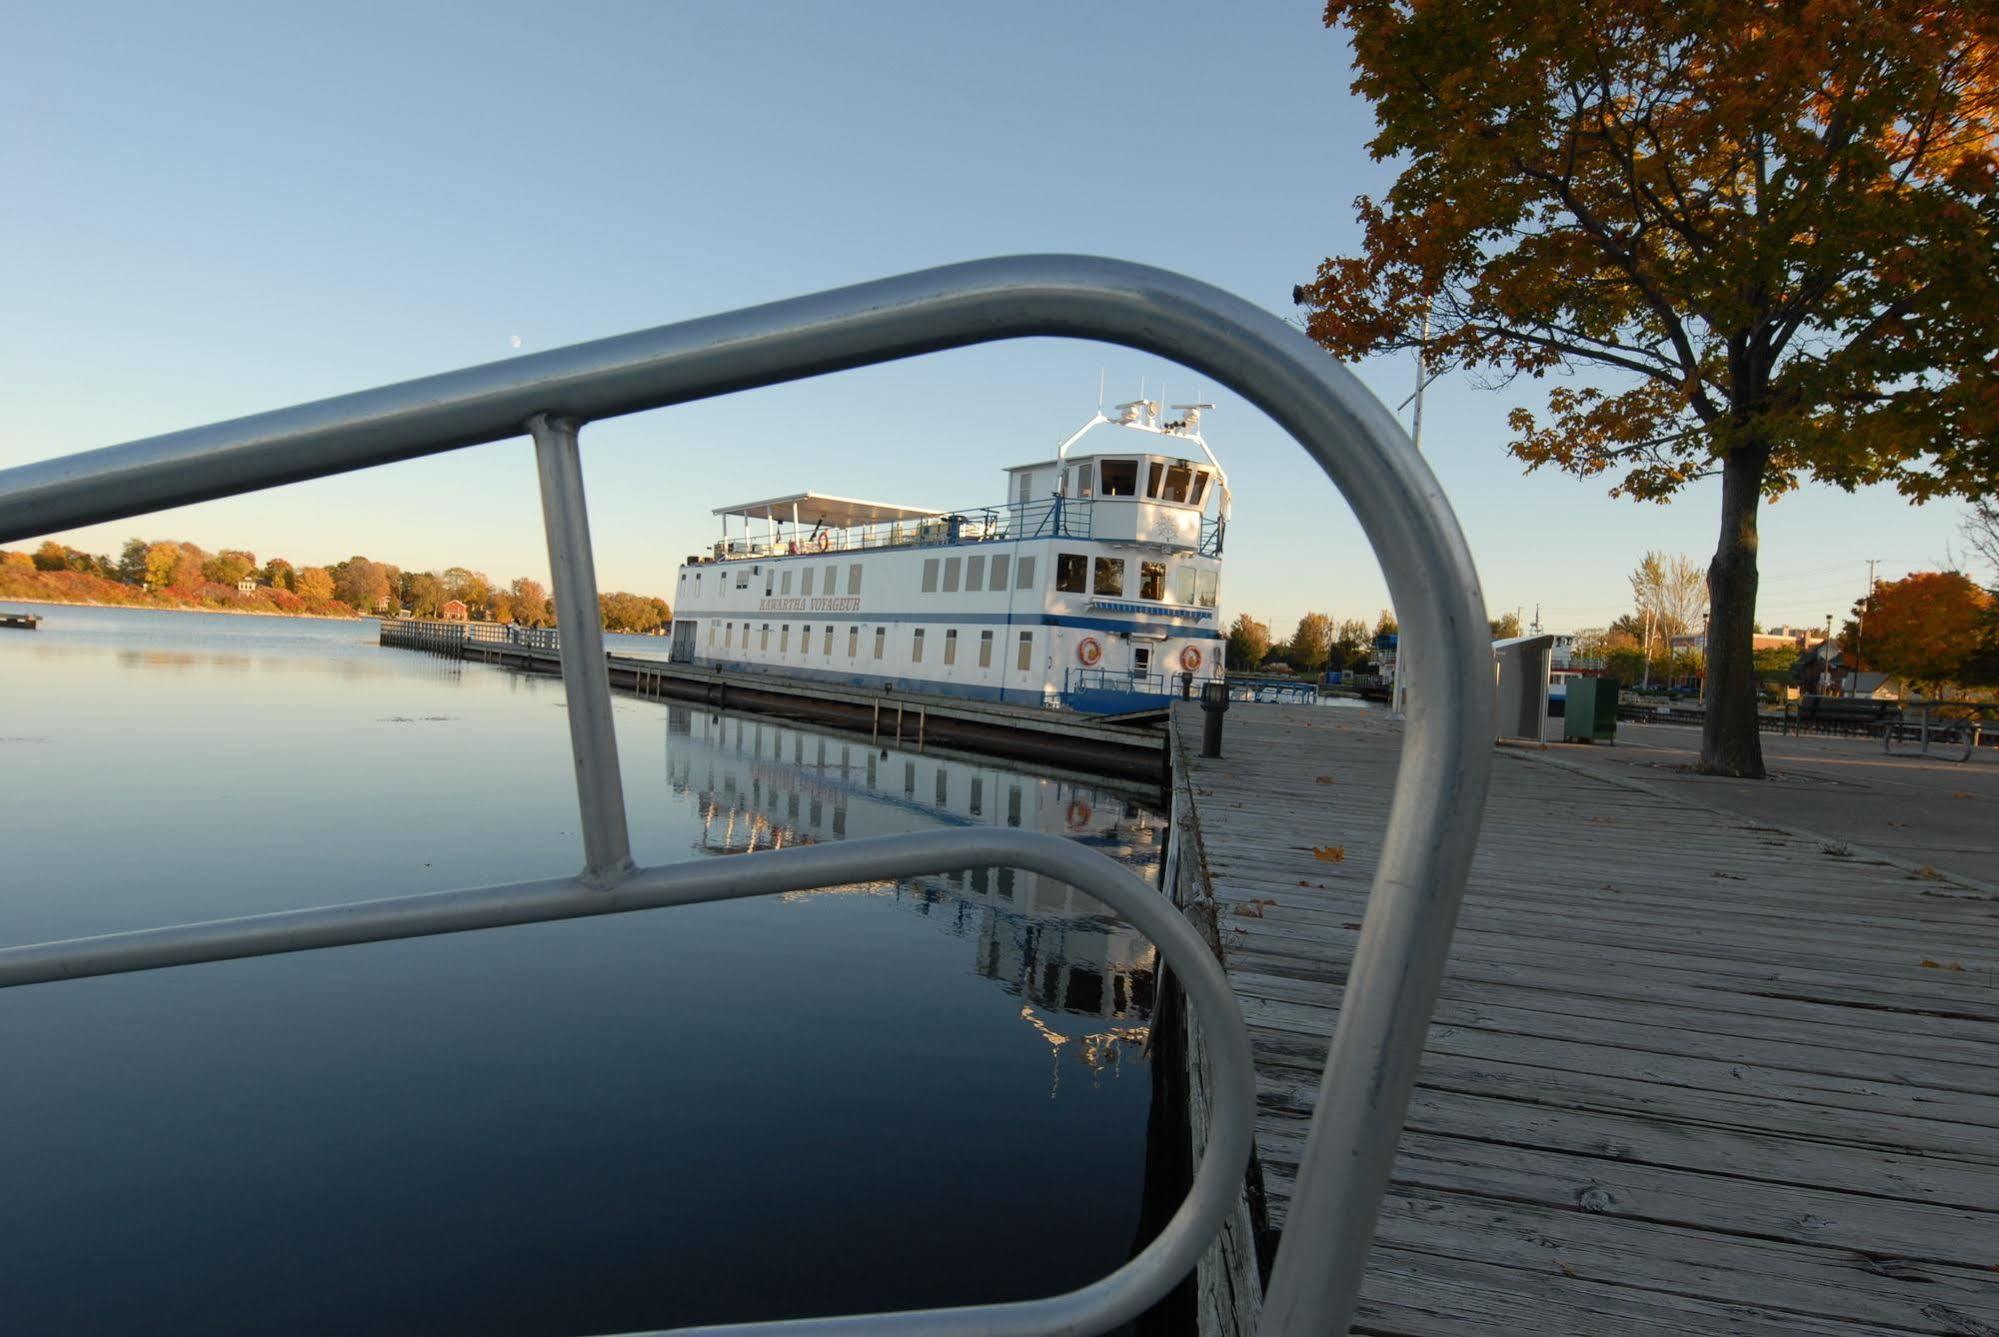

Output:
xmin=1711 ymin=871 xmax=1745 ymax=881
xmin=1314 ymin=775 xmax=1336 ymax=785
xmin=1313 ymin=845 xmax=1347 ymax=862
xmin=1557 ymin=1261 xmax=1579 ymax=1279
xmin=1909 ymin=865 xmax=1944 ymax=881
xmin=1236 ymin=903 xmax=1265 ymax=918
xmin=1919 ymin=959 xmax=1967 ymax=971
xmin=1953 ymin=791 xmax=1973 ymax=799
xmin=1343 ymin=921 xmax=1363 ymax=930
xmin=1298 ymin=879 xmax=1310 ymax=887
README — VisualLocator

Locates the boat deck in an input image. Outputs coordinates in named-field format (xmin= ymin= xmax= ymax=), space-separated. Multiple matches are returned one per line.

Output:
xmin=1171 ymin=704 xmax=1999 ymax=1335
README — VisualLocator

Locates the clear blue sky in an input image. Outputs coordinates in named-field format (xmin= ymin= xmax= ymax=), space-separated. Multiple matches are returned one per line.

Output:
xmin=1 ymin=1 xmax=1968 ymax=635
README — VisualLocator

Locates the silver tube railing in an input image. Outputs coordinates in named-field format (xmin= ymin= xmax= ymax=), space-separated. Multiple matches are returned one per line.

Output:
xmin=0 ymin=255 xmax=1494 ymax=1335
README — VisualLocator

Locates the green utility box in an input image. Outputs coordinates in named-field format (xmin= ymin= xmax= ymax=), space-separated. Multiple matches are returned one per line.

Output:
xmin=1564 ymin=676 xmax=1619 ymax=743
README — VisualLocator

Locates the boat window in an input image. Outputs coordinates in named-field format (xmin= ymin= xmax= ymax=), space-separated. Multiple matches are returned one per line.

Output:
xmin=1147 ymin=461 xmax=1165 ymax=498
xmin=723 ymin=622 xmax=732 ymax=649
xmin=781 ymin=625 xmax=791 ymax=652
xmin=763 ymin=571 xmax=773 ymax=596
xmin=989 ymin=555 xmax=1009 ymax=589
xmin=1163 ymin=462 xmax=1193 ymax=504
xmin=912 ymin=628 xmax=925 ymax=663
xmin=707 ymin=623 xmax=716 ymax=645
xmin=966 ymin=555 xmax=984 ymax=591
xmin=922 ymin=558 xmax=939 ymax=593
xmin=761 ymin=624 xmax=770 ymax=651
xmin=781 ymin=570 xmax=793 ymax=596
xmin=1015 ymin=556 xmax=1035 ymax=589
xmin=1073 ymin=464 xmax=1093 ymax=499
xmin=874 ymin=627 xmax=886 ymax=659
xmin=1140 ymin=561 xmax=1166 ymax=600
xmin=944 ymin=629 xmax=958 ymax=666
xmin=847 ymin=626 xmax=858 ymax=658
xmin=1175 ymin=564 xmax=1197 ymax=605
xmin=1017 ymin=630 xmax=1033 ymax=671
xmin=1189 ymin=471 xmax=1209 ymax=505
xmin=1094 ymin=557 xmax=1126 ymax=597
xmin=1098 ymin=459 xmax=1138 ymax=496
xmin=1056 ymin=553 xmax=1087 ymax=593
xmin=800 ymin=568 xmax=814 ymax=597
xmin=848 ymin=563 xmax=863 ymax=595
xmin=825 ymin=564 xmax=837 ymax=594
xmin=735 ymin=568 xmax=750 ymax=590
xmin=979 ymin=630 xmax=994 ymax=668
xmin=942 ymin=557 xmax=961 ymax=593
xmin=1196 ymin=570 xmax=1219 ymax=608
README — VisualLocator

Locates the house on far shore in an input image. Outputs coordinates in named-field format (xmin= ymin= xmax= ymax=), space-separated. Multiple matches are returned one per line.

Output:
xmin=236 ymin=576 xmax=257 ymax=594
xmin=440 ymin=599 xmax=469 ymax=621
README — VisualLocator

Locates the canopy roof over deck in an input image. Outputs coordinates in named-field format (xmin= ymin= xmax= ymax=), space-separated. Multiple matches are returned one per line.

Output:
xmin=714 ymin=492 xmax=941 ymax=529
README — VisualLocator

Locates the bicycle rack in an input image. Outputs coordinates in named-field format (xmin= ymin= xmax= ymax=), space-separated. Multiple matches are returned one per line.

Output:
xmin=0 ymin=255 xmax=1494 ymax=1335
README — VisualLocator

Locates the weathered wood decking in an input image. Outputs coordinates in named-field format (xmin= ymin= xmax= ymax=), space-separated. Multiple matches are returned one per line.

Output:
xmin=1169 ymin=704 xmax=1999 ymax=1336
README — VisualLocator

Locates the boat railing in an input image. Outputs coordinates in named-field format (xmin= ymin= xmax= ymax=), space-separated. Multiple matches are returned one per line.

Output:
xmin=1064 ymin=666 xmax=1222 ymax=699
xmin=0 ymin=255 xmax=1494 ymax=1336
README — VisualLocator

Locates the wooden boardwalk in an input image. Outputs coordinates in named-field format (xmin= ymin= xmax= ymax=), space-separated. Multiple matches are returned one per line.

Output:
xmin=1169 ymin=704 xmax=1999 ymax=1336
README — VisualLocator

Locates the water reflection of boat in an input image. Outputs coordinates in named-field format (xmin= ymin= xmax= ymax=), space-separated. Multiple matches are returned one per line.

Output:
xmin=662 ymin=704 xmax=1160 ymax=1047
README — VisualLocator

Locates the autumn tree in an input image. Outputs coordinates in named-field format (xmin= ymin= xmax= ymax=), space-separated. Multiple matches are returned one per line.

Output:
xmin=333 ymin=557 xmax=392 ymax=612
xmin=142 ymin=541 xmax=182 ymax=592
xmin=1296 ymin=4 xmax=1999 ymax=776
xmin=1332 ymin=617 xmax=1373 ymax=669
xmin=510 ymin=576 xmax=550 ymax=627
xmin=1226 ymin=612 xmax=1273 ymax=670
xmin=401 ymin=571 xmax=444 ymax=618
xmin=203 ymin=549 xmax=257 ymax=586
xmin=1629 ymin=551 xmax=1709 ymax=661
xmin=1489 ymin=611 xmax=1523 ymax=640
xmin=1287 ymin=611 xmax=1335 ymax=673
xmin=262 ymin=557 xmax=295 ymax=591
xmin=293 ymin=566 xmax=336 ymax=602
xmin=1846 ymin=571 xmax=1993 ymax=693
xmin=1967 ymin=500 xmax=1999 ymax=581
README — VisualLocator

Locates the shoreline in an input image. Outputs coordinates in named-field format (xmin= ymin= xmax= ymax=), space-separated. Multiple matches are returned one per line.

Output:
xmin=0 ymin=596 xmax=363 ymax=624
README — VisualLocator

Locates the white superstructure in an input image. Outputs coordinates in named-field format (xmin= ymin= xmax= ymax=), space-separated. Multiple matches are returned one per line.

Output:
xmin=670 ymin=400 xmax=1228 ymax=713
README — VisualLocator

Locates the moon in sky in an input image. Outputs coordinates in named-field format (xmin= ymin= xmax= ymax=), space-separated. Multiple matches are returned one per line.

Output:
xmin=510 ymin=334 xmax=522 ymax=349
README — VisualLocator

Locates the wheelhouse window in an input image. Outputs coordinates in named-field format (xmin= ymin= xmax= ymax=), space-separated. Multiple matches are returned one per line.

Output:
xmin=1163 ymin=462 xmax=1193 ymax=503
xmin=1093 ymin=557 xmax=1125 ymax=597
xmin=1015 ymin=556 xmax=1035 ymax=589
xmin=1055 ymin=553 xmax=1087 ymax=593
xmin=1175 ymin=564 xmax=1197 ymax=605
xmin=1098 ymin=458 xmax=1138 ymax=496
xmin=989 ymin=555 xmax=1009 ymax=589
xmin=1196 ymin=570 xmax=1219 ymax=608
xmin=1189 ymin=471 xmax=1210 ymax=506
xmin=922 ymin=558 xmax=939 ymax=593
xmin=1139 ymin=561 xmax=1166 ymax=600
xmin=1146 ymin=461 xmax=1165 ymax=498
xmin=1072 ymin=464 xmax=1093 ymax=498
xmin=911 ymin=628 xmax=925 ymax=663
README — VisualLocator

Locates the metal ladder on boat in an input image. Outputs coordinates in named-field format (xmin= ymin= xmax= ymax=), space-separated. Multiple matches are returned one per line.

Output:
xmin=0 ymin=256 xmax=1494 ymax=1335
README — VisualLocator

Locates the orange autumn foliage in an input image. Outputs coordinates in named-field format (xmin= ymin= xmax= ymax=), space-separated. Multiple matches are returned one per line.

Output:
xmin=1852 ymin=571 xmax=1994 ymax=690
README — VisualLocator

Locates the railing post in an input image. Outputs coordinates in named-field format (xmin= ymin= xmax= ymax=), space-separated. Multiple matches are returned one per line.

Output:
xmin=530 ymin=413 xmax=633 ymax=881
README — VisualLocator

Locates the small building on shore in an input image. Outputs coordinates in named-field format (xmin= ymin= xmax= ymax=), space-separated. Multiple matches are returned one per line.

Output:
xmin=440 ymin=599 xmax=469 ymax=621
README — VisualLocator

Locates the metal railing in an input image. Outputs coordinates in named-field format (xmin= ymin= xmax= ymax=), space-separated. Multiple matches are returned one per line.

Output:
xmin=0 ymin=255 xmax=1494 ymax=1335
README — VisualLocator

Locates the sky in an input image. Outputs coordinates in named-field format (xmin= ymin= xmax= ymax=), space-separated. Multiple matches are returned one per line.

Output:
xmin=0 ymin=1 xmax=1974 ymax=636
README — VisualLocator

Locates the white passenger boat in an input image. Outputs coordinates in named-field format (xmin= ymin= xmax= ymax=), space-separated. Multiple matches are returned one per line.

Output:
xmin=670 ymin=399 xmax=1227 ymax=714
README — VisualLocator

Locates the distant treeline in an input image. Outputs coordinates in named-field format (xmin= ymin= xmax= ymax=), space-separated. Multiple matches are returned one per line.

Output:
xmin=1 ymin=539 xmax=672 ymax=632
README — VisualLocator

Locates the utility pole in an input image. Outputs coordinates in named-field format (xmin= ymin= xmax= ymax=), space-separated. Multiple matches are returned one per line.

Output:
xmin=1391 ymin=303 xmax=1432 ymax=719
xmin=1854 ymin=558 xmax=1880 ymax=698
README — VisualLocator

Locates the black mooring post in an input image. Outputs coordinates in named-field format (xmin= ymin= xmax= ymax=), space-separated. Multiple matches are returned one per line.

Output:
xmin=1200 ymin=679 xmax=1230 ymax=758
xmin=1180 ymin=670 xmax=1195 ymax=700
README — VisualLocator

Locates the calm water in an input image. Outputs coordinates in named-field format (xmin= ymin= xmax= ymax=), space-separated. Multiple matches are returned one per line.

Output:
xmin=0 ymin=604 xmax=1166 ymax=1335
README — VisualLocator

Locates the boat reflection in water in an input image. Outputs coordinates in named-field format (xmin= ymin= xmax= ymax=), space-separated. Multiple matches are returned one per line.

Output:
xmin=663 ymin=704 xmax=1160 ymax=1090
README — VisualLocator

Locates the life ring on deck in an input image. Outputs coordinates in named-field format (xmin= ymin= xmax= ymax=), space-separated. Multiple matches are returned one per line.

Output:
xmin=1076 ymin=636 xmax=1103 ymax=667
xmin=812 ymin=532 xmax=831 ymax=553
xmin=1179 ymin=645 xmax=1203 ymax=672
xmin=1066 ymin=799 xmax=1093 ymax=828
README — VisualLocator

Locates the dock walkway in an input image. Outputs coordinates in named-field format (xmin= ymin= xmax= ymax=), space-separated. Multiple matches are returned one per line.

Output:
xmin=1170 ymin=704 xmax=1999 ymax=1336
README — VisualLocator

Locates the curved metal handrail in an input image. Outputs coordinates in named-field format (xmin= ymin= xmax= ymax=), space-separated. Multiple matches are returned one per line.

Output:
xmin=0 ymin=255 xmax=1495 ymax=1334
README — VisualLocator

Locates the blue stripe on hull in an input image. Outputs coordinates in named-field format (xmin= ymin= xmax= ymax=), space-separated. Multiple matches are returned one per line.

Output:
xmin=691 ymin=657 xmax=1176 ymax=714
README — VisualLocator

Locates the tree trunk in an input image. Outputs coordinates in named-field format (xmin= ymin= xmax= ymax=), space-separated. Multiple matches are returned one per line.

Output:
xmin=1701 ymin=443 xmax=1769 ymax=778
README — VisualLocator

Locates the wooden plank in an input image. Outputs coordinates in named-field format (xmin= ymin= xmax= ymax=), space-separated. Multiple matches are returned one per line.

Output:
xmin=1172 ymin=703 xmax=1999 ymax=1336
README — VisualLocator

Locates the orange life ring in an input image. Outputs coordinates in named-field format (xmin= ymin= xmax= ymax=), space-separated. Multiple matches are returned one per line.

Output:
xmin=812 ymin=532 xmax=831 ymax=553
xmin=1066 ymin=799 xmax=1093 ymax=828
xmin=1076 ymin=636 xmax=1103 ymax=667
xmin=1179 ymin=645 xmax=1203 ymax=672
